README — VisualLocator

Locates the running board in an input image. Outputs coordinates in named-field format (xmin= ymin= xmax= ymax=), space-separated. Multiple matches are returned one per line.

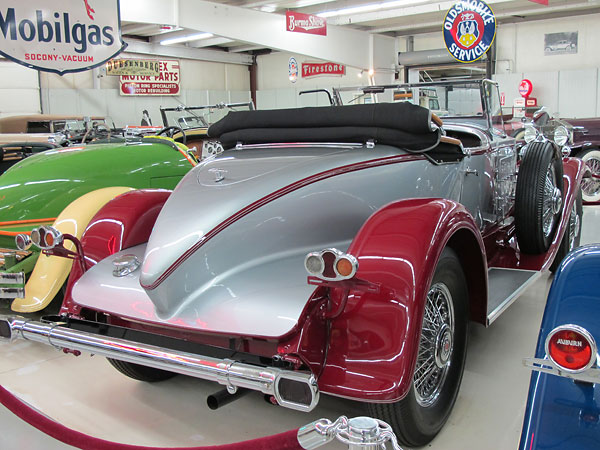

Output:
xmin=486 ymin=268 xmax=540 ymax=326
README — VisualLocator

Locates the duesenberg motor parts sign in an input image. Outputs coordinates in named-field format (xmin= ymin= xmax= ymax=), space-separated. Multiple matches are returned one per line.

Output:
xmin=0 ymin=0 xmax=126 ymax=74
xmin=120 ymin=60 xmax=180 ymax=96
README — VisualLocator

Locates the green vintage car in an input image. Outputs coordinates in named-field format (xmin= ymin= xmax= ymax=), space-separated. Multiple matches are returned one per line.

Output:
xmin=0 ymin=102 xmax=252 ymax=312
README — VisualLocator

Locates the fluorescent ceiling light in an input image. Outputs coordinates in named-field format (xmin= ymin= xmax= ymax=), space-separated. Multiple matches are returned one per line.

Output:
xmin=292 ymin=0 xmax=337 ymax=7
xmin=318 ymin=0 xmax=430 ymax=18
xmin=160 ymin=33 xmax=214 ymax=45
xmin=260 ymin=4 xmax=277 ymax=12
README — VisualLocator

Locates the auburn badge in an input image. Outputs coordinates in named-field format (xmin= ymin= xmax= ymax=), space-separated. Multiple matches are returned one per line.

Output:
xmin=443 ymin=0 xmax=496 ymax=63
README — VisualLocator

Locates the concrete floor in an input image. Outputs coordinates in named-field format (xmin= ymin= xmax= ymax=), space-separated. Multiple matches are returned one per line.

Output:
xmin=0 ymin=206 xmax=598 ymax=450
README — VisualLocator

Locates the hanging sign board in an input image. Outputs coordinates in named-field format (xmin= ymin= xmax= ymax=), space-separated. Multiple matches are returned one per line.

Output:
xmin=0 ymin=0 xmax=126 ymax=74
xmin=286 ymin=11 xmax=327 ymax=36
xmin=120 ymin=60 xmax=180 ymax=96
xmin=443 ymin=0 xmax=496 ymax=63
xmin=106 ymin=59 xmax=159 ymax=76
xmin=288 ymin=57 xmax=298 ymax=83
xmin=302 ymin=62 xmax=345 ymax=78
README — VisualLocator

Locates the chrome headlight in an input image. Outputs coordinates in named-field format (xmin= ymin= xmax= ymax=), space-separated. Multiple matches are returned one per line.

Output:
xmin=524 ymin=126 xmax=538 ymax=143
xmin=554 ymin=126 xmax=570 ymax=146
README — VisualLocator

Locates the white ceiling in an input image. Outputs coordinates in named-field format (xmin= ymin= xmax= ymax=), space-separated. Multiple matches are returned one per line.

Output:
xmin=121 ymin=0 xmax=600 ymax=55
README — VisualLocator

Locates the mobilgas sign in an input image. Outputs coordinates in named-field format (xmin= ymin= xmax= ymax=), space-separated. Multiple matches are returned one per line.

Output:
xmin=443 ymin=0 xmax=496 ymax=63
xmin=0 ymin=0 xmax=126 ymax=75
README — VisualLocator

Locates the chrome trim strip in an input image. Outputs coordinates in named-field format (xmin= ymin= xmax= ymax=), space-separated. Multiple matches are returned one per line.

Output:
xmin=486 ymin=269 xmax=541 ymax=326
xmin=0 ymin=316 xmax=319 ymax=412
xmin=0 ymin=272 xmax=25 ymax=285
xmin=234 ymin=142 xmax=365 ymax=150
xmin=523 ymin=356 xmax=600 ymax=384
xmin=0 ymin=287 xmax=25 ymax=299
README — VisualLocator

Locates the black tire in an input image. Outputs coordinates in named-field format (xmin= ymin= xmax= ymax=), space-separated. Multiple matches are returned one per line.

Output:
xmin=367 ymin=248 xmax=469 ymax=447
xmin=107 ymin=358 xmax=177 ymax=382
xmin=549 ymin=188 xmax=583 ymax=272
xmin=578 ymin=148 xmax=600 ymax=203
xmin=515 ymin=141 xmax=564 ymax=254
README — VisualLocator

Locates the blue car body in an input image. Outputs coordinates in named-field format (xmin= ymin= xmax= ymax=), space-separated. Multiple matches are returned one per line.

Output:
xmin=520 ymin=244 xmax=600 ymax=449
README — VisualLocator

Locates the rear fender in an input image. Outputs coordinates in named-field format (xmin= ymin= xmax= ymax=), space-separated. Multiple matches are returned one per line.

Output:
xmin=11 ymin=187 xmax=134 ymax=313
xmin=61 ymin=189 xmax=171 ymax=316
xmin=315 ymin=198 xmax=487 ymax=402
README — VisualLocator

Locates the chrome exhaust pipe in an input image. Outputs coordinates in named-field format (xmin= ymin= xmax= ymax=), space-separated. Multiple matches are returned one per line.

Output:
xmin=0 ymin=316 xmax=319 ymax=412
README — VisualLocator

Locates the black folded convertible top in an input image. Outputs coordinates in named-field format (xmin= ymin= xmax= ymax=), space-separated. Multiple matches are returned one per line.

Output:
xmin=207 ymin=103 xmax=444 ymax=152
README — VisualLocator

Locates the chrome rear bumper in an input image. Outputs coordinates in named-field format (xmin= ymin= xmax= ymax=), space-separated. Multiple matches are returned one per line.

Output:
xmin=0 ymin=316 xmax=319 ymax=412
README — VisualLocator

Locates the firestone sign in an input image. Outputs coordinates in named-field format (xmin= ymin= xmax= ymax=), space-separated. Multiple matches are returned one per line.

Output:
xmin=0 ymin=0 xmax=126 ymax=75
xmin=302 ymin=62 xmax=345 ymax=78
xmin=286 ymin=11 xmax=326 ymax=36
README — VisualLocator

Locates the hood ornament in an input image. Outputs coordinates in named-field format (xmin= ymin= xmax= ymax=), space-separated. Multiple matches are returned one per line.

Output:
xmin=208 ymin=168 xmax=227 ymax=182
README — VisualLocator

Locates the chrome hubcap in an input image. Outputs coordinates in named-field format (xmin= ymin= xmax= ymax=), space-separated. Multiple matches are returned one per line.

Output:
xmin=414 ymin=283 xmax=454 ymax=408
xmin=543 ymin=169 xmax=561 ymax=238
xmin=581 ymin=156 xmax=600 ymax=198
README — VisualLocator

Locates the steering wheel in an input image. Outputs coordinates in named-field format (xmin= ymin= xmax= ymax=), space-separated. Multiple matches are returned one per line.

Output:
xmin=156 ymin=126 xmax=187 ymax=145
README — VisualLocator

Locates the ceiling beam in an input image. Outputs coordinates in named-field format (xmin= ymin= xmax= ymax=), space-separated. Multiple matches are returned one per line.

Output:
xmin=123 ymin=39 xmax=254 ymax=65
xmin=175 ymin=0 xmax=391 ymax=69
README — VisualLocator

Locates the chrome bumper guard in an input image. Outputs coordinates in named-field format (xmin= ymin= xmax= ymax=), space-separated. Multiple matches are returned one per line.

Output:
xmin=523 ymin=356 xmax=600 ymax=384
xmin=0 ymin=316 xmax=319 ymax=412
xmin=0 ymin=273 xmax=25 ymax=299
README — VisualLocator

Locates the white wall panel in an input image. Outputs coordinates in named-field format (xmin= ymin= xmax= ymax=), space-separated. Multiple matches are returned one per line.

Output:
xmin=522 ymin=72 xmax=559 ymax=115
xmin=558 ymin=69 xmax=598 ymax=118
xmin=0 ymin=60 xmax=40 ymax=115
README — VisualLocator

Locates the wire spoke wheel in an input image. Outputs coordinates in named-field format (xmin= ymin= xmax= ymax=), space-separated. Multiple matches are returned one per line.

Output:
xmin=366 ymin=248 xmax=468 ymax=447
xmin=542 ymin=169 xmax=562 ymax=238
xmin=515 ymin=141 xmax=564 ymax=254
xmin=414 ymin=283 xmax=454 ymax=407
xmin=580 ymin=149 xmax=600 ymax=202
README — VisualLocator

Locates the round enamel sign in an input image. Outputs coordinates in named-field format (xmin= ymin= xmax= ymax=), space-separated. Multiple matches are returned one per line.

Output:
xmin=519 ymin=79 xmax=533 ymax=98
xmin=443 ymin=0 xmax=496 ymax=63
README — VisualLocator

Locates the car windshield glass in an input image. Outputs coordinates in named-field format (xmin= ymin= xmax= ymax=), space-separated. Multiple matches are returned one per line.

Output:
xmin=161 ymin=102 xmax=254 ymax=129
xmin=334 ymin=81 xmax=486 ymax=119
xmin=53 ymin=119 xmax=108 ymax=133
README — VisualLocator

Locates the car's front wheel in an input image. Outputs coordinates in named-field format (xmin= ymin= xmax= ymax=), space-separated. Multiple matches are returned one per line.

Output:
xmin=578 ymin=148 xmax=600 ymax=203
xmin=515 ymin=141 xmax=564 ymax=253
xmin=367 ymin=248 xmax=468 ymax=447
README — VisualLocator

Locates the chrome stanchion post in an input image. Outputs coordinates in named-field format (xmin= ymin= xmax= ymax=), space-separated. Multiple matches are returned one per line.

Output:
xmin=297 ymin=415 xmax=403 ymax=449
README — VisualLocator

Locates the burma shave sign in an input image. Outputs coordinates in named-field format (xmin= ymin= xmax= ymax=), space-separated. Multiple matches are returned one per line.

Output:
xmin=0 ymin=0 xmax=126 ymax=74
xmin=286 ymin=11 xmax=326 ymax=36
xmin=120 ymin=60 xmax=180 ymax=96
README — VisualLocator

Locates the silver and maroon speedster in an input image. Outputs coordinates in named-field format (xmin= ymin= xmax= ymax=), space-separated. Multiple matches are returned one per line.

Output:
xmin=0 ymin=80 xmax=588 ymax=447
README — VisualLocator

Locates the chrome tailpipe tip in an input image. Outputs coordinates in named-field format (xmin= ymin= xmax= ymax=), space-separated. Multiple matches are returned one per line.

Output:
xmin=275 ymin=373 xmax=319 ymax=412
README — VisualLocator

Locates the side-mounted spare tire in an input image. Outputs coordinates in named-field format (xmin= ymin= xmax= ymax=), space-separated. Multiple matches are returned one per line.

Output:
xmin=515 ymin=141 xmax=564 ymax=254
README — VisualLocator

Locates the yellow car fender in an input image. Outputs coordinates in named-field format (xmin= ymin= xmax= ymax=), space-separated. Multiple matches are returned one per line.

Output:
xmin=11 ymin=186 xmax=134 ymax=313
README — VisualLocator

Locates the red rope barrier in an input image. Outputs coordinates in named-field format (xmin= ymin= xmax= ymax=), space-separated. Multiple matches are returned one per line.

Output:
xmin=0 ymin=385 xmax=303 ymax=450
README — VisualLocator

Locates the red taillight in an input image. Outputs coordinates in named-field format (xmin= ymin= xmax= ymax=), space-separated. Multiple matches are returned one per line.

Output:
xmin=547 ymin=326 xmax=596 ymax=372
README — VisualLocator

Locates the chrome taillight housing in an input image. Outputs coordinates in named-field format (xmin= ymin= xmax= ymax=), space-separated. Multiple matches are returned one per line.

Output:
xmin=28 ymin=226 xmax=64 ymax=250
xmin=545 ymin=325 xmax=597 ymax=373
xmin=304 ymin=248 xmax=358 ymax=281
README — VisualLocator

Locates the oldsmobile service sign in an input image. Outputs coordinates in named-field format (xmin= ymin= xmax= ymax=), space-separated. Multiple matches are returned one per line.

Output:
xmin=443 ymin=0 xmax=496 ymax=63
xmin=0 ymin=0 xmax=126 ymax=74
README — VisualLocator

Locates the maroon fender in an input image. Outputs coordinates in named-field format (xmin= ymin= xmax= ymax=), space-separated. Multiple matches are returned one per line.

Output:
xmin=313 ymin=198 xmax=487 ymax=402
xmin=61 ymin=189 xmax=171 ymax=315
